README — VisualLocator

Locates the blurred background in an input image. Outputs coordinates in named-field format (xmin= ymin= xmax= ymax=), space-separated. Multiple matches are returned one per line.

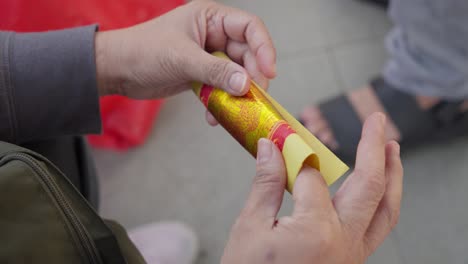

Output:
xmin=91 ymin=0 xmax=468 ymax=263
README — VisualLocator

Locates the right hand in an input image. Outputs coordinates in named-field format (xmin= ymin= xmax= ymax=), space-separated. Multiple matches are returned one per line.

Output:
xmin=96 ymin=0 xmax=276 ymax=126
xmin=95 ymin=0 xmax=276 ymax=114
xmin=222 ymin=112 xmax=403 ymax=264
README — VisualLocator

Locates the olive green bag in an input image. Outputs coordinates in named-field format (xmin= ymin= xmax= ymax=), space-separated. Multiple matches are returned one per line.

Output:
xmin=0 ymin=141 xmax=145 ymax=264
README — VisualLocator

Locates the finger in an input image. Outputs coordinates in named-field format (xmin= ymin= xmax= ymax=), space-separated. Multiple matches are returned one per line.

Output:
xmin=241 ymin=139 xmax=286 ymax=224
xmin=225 ymin=40 xmax=247 ymax=65
xmin=243 ymin=48 xmax=269 ymax=90
xmin=205 ymin=110 xmax=219 ymax=126
xmin=332 ymin=112 xmax=387 ymax=238
xmin=207 ymin=5 xmax=276 ymax=78
xmin=364 ymin=141 xmax=403 ymax=255
xmin=226 ymin=40 xmax=270 ymax=90
xmin=292 ymin=166 xmax=334 ymax=217
xmin=187 ymin=46 xmax=250 ymax=96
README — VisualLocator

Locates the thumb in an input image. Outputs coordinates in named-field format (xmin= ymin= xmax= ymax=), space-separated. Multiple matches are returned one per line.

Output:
xmin=241 ymin=139 xmax=286 ymax=222
xmin=292 ymin=166 xmax=333 ymax=217
xmin=189 ymin=50 xmax=250 ymax=96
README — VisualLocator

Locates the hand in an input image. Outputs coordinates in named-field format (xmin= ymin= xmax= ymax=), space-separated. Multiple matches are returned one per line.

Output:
xmin=95 ymin=0 xmax=276 ymax=119
xmin=222 ymin=113 xmax=403 ymax=264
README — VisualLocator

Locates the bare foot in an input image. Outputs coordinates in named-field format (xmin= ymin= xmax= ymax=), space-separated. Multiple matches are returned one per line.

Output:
xmin=300 ymin=85 xmax=465 ymax=151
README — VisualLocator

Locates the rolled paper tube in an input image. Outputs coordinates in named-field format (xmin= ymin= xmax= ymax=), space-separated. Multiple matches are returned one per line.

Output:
xmin=192 ymin=52 xmax=349 ymax=192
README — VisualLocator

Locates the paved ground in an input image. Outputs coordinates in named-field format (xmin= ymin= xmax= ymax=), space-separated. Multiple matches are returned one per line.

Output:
xmin=93 ymin=0 xmax=468 ymax=263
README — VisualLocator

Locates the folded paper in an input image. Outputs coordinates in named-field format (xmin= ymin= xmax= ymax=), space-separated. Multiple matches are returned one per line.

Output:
xmin=192 ymin=52 xmax=349 ymax=192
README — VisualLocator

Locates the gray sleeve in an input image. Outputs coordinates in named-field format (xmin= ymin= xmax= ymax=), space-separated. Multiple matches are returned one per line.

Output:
xmin=0 ymin=25 xmax=101 ymax=144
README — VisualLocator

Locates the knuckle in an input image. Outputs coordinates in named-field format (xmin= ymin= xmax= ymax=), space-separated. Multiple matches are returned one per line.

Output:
xmin=245 ymin=15 xmax=266 ymax=44
xmin=254 ymin=166 xmax=282 ymax=188
xmin=207 ymin=60 xmax=230 ymax=87
xmin=199 ymin=0 xmax=218 ymax=18
xmin=355 ymin=168 xmax=386 ymax=196
xmin=343 ymin=220 xmax=367 ymax=241
xmin=367 ymin=176 xmax=386 ymax=196
xmin=355 ymin=166 xmax=385 ymax=180
xmin=251 ymin=15 xmax=265 ymax=28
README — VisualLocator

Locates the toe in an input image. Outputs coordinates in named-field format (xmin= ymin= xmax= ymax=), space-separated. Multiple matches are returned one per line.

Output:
xmin=301 ymin=105 xmax=339 ymax=150
xmin=316 ymin=129 xmax=339 ymax=150
xmin=301 ymin=106 xmax=321 ymax=122
xmin=305 ymin=120 xmax=327 ymax=135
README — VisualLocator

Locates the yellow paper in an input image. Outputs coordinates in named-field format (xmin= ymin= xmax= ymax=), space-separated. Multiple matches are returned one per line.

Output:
xmin=192 ymin=52 xmax=348 ymax=192
xmin=254 ymin=82 xmax=349 ymax=190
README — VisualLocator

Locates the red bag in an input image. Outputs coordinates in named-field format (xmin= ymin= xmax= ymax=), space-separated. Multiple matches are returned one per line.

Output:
xmin=0 ymin=0 xmax=184 ymax=150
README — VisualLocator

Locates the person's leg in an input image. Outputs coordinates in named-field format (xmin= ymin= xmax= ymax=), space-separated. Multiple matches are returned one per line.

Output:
xmin=384 ymin=0 xmax=468 ymax=100
xmin=301 ymin=0 xmax=468 ymax=160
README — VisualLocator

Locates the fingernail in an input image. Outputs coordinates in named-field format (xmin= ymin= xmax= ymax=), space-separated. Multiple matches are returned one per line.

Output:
xmin=257 ymin=138 xmax=273 ymax=164
xmin=229 ymin=72 xmax=247 ymax=94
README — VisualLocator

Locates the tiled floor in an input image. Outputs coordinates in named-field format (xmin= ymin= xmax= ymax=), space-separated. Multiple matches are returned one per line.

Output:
xmin=93 ymin=0 xmax=468 ymax=263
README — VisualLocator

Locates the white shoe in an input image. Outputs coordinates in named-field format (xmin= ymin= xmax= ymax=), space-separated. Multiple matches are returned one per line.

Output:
xmin=128 ymin=222 xmax=199 ymax=264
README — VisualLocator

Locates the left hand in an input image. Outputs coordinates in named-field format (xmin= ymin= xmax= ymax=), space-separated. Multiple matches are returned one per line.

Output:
xmin=95 ymin=0 xmax=276 ymax=124
xmin=222 ymin=113 xmax=404 ymax=264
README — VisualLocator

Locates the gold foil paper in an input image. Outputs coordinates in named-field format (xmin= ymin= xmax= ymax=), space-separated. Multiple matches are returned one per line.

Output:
xmin=192 ymin=52 xmax=349 ymax=192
